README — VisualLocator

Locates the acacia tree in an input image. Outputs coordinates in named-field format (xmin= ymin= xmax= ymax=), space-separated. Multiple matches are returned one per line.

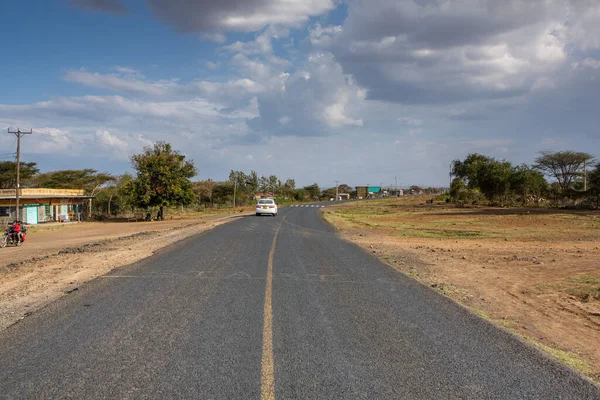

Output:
xmin=534 ymin=151 xmax=595 ymax=192
xmin=0 ymin=161 xmax=39 ymax=189
xmin=33 ymin=169 xmax=114 ymax=194
xmin=130 ymin=142 xmax=197 ymax=220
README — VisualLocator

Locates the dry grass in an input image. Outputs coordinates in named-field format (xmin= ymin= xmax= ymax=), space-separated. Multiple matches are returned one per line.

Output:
xmin=324 ymin=197 xmax=600 ymax=381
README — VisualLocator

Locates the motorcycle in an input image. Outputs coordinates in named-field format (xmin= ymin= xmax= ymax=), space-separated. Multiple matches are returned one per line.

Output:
xmin=0 ymin=228 xmax=24 ymax=248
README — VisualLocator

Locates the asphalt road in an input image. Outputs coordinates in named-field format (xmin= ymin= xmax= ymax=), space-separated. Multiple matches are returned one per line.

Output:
xmin=0 ymin=203 xmax=598 ymax=399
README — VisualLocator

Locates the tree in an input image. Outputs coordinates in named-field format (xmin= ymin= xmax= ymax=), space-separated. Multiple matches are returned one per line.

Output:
xmin=322 ymin=187 xmax=337 ymax=199
xmin=229 ymin=170 xmax=248 ymax=194
xmin=477 ymin=159 xmax=513 ymax=202
xmin=294 ymin=189 xmax=306 ymax=201
xmin=534 ymin=151 xmax=595 ymax=192
xmin=193 ymin=179 xmax=217 ymax=206
xmin=303 ymin=183 xmax=320 ymax=199
xmin=452 ymin=154 xmax=513 ymax=202
xmin=588 ymin=164 xmax=600 ymax=209
xmin=283 ymin=178 xmax=296 ymax=190
xmin=247 ymin=171 xmax=259 ymax=194
xmin=33 ymin=169 xmax=114 ymax=194
xmin=0 ymin=161 xmax=39 ymax=189
xmin=268 ymin=175 xmax=280 ymax=195
xmin=109 ymin=174 xmax=135 ymax=216
xmin=452 ymin=153 xmax=491 ymax=187
xmin=279 ymin=178 xmax=296 ymax=198
xmin=510 ymin=165 xmax=548 ymax=205
xmin=130 ymin=142 xmax=197 ymax=220
xmin=449 ymin=178 xmax=466 ymax=201
xmin=93 ymin=174 xmax=135 ymax=217
xmin=337 ymin=184 xmax=351 ymax=193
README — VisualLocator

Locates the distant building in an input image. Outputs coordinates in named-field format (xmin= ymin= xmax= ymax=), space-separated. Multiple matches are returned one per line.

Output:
xmin=355 ymin=186 xmax=381 ymax=198
xmin=0 ymin=188 xmax=93 ymax=224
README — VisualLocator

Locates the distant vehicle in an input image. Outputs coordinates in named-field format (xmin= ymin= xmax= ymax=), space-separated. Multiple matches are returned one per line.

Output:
xmin=330 ymin=197 xmax=334 ymax=201
xmin=256 ymin=199 xmax=278 ymax=217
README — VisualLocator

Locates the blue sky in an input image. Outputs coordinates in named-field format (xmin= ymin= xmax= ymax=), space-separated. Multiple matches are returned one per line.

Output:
xmin=1 ymin=0 xmax=599 ymax=189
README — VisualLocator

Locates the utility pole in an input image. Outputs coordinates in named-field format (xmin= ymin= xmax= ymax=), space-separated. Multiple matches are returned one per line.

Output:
xmin=395 ymin=176 xmax=397 ymax=191
xmin=7 ymin=128 xmax=32 ymax=221
xmin=335 ymin=180 xmax=339 ymax=201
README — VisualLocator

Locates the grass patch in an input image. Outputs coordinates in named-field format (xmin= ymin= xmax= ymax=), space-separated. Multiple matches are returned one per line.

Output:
xmin=563 ymin=275 xmax=600 ymax=301
xmin=565 ymin=287 xmax=600 ymax=302
xmin=395 ymin=229 xmax=490 ymax=239
xmin=469 ymin=305 xmax=592 ymax=375
xmin=527 ymin=339 xmax=592 ymax=375
xmin=573 ymin=275 xmax=600 ymax=285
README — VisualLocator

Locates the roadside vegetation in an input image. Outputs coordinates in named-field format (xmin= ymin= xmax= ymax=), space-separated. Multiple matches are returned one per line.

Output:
xmin=450 ymin=150 xmax=599 ymax=208
xmin=0 ymin=142 xmax=331 ymax=221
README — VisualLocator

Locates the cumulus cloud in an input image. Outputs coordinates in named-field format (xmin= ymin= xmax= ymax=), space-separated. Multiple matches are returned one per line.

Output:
xmin=315 ymin=0 xmax=600 ymax=105
xmin=7 ymin=0 xmax=600 ymax=186
xmin=246 ymin=52 xmax=367 ymax=137
xmin=146 ymin=0 xmax=335 ymax=34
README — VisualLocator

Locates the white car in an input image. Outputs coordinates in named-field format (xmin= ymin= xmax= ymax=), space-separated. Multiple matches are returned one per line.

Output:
xmin=255 ymin=199 xmax=278 ymax=216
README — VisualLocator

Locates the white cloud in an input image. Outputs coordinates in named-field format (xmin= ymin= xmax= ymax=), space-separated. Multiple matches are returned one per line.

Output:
xmin=6 ymin=0 xmax=600 ymax=187
xmin=95 ymin=129 xmax=128 ymax=149
xmin=224 ymin=31 xmax=273 ymax=55
xmin=319 ymin=0 xmax=600 ymax=105
xmin=309 ymin=24 xmax=343 ymax=47
xmin=323 ymin=94 xmax=363 ymax=127
xmin=64 ymin=68 xmax=178 ymax=97
xmin=247 ymin=51 xmax=367 ymax=136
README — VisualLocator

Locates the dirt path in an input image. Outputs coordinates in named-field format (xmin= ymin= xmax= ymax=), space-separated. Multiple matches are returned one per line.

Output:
xmin=1 ymin=214 xmax=240 ymax=267
xmin=0 ymin=210 xmax=252 ymax=330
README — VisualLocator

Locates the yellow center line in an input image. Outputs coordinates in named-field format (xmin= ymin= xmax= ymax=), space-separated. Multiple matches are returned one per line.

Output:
xmin=261 ymin=222 xmax=282 ymax=400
